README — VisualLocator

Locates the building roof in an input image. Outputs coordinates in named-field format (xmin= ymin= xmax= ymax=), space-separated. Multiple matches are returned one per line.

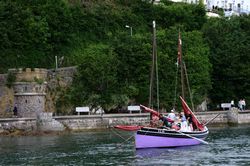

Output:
xmin=206 ymin=12 xmax=221 ymax=18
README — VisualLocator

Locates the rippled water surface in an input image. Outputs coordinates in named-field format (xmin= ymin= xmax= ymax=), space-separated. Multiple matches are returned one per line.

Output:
xmin=0 ymin=125 xmax=249 ymax=166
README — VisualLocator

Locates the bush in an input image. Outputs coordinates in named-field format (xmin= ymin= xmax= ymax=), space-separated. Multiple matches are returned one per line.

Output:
xmin=6 ymin=72 xmax=16 ymax=88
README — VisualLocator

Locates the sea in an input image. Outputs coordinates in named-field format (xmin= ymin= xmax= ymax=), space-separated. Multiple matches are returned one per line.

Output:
xmin=0 ymin=124 xmax=249 ymax=166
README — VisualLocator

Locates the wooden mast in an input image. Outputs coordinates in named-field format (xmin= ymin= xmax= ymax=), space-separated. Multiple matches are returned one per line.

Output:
xmin=178 ymin=31 xmax=195 ymax=111
xmin=149 ymin=21 xmax=159 ymax=112
xmin=178 ymin=31 xmax=185 ymax=100
xmin=149 ymin=21 xmax=155 ymax=108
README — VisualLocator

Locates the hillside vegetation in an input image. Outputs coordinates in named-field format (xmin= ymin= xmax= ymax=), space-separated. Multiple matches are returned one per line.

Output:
xmin=0 ymin=0 xmax=249 ymax=113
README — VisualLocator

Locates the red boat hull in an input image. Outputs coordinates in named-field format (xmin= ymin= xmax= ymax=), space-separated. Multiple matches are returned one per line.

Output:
xmin=114 ymin=125 xmax=143 ymax=131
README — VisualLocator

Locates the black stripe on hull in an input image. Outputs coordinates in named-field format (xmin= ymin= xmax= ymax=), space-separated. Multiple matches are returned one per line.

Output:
xmin=137 ymin=127 xmax=209 ymax=139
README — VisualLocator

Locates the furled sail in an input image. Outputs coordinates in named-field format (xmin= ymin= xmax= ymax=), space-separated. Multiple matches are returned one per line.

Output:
xmin=180 ymin=96 xmax=204 ymax=131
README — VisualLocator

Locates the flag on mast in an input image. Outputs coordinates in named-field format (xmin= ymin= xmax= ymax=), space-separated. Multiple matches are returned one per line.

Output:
xmin=177 ymin=31 xmax=182 ymax=65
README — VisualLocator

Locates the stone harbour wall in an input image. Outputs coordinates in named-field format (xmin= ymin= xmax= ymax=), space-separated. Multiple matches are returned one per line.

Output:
xmin=195 ymin=110 xmax=229 ymax=124
xmin=238 ymin=111 xmax=250 ymax=123
xmin=55 ymin=114 xmax=150 ymax=130
xmin=0 ymin=118 xmax=36 ymax=133
xmin=0 ymin=111 xmax=249 ymax=134
xmin=36 ymin=112 xmax=65 ymax=131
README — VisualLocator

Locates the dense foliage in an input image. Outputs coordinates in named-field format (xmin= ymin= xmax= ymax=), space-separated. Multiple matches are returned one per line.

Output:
xmin=202 ymin=15 xmax=250 ymax=107
xmin=0 ymin=0 xmax=248 ymax=113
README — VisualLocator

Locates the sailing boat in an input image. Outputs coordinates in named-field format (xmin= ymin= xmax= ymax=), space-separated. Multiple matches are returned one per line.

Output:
xmin=136 ymin=100 xmax=209 ymax=148
xmin=135 ymin=25 xmax=209 ymax=149
xmin=115 ymin=21 xmax=209 ymax=148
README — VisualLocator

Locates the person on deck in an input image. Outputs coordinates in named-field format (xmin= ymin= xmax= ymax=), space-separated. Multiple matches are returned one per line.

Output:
xmin=150 ymin=114 xmax=160 ymax=127
xmin=167 ymin=109 xmax=176 ymax=121
xmin=167 ymin=109 xmax=180 ymax=130
xmin=186 ymin=114 xmax=194 ymax=131
xmin=159 ymin=114 xmax=172 ymax=128
xmin=178 ymin=112 xmax=189 ymax=131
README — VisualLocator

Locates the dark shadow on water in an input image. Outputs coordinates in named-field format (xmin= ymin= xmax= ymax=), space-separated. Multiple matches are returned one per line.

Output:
xmin=136 ymin=145 xmax=206 ymax=158
xmin=136 ymin=148 xmax=170 ymax=158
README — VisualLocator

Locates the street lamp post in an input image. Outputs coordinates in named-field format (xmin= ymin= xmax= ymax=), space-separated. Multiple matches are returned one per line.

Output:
xmin=125 ymin=25 xmax=132 ymax=36
xmin=55 ymin=56 xmax=58 ymax=70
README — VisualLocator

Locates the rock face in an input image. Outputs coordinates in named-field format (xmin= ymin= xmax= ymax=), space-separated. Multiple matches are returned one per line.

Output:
xmin=0 ymin=74 xmax=14 ymax=117
xmin=0 ymin=87 xmax=14 ymax=118
xmin=46 ymin=66 xmax=77 ymax=113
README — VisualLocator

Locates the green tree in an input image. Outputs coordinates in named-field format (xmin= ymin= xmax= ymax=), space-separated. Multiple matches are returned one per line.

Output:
xmin=112 ymin=33 xmax=152 ymax=105
xmin=69 ymin=44 xmax=125 ymax=112
xmin=0 ymin=0 xmax=76 ymax=72
xmin=0 ymin=0 xmax=213 ymax=112
xmin=202 ymin=16 xmax=250 ymax=107
xmin=156 ymin=28 xmax=211 ymax=110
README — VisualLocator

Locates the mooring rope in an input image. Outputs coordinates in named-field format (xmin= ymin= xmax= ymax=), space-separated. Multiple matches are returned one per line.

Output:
xmin=109 ymin=127 xmax=135 ymax=147
xmin=117 ymin=134 xmax=134 ymax=147
xmin=110 ymin=127 xmax=127 ymax=141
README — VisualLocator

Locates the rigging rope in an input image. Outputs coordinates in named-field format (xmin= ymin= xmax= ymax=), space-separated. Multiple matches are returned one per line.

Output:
xmin=173 ymin=60 xmax=195 ymax=112
xmin=183 ymin=62 xmax=194 ymax=111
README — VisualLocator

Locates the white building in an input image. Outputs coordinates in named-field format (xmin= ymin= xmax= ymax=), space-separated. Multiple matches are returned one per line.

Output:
xmin=170 ymin=0 xmax=249 ymax=13
xmin=171 ymin=0 xmax=201 ymax=3
xmin=167 ymin=0 xmax=250 ymax=15
xmin=205 ymin=0 xmax=249 ymax=12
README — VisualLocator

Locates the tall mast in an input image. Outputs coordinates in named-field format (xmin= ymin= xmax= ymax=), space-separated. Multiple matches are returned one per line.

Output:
xmin=178 ymin=31 xmax=185 ymax=100
xmin=149 ymin=20 xmax=159 ymax=112
xmin=154 ymin=21 xmax=159 ymax=112
xmin=149 ymin=22 xmax=155 ymax=108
